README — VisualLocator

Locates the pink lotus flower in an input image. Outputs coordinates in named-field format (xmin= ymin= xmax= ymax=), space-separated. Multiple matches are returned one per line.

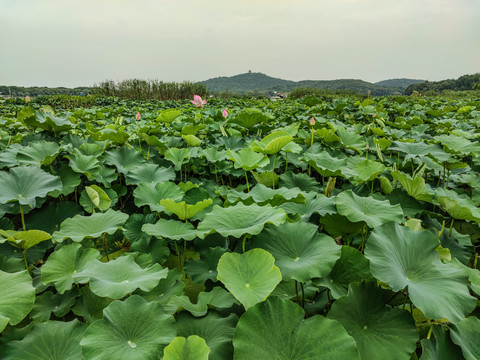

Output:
xmin=25 ymin=95 xmax=30 ymax=103
xmin=136 ymin=112 xmax=141 ymax=121
xmin=372 ymin=113 xmax=376 ymax=117
xmin=310 ymin=117 xmax=315 ymax=126
xmin=191 ymin=95 xmax=207 ymax=108
xmin=222 ymin=108 xmax=228 ymax=118
xmin=366 ymin=143 xmax=370 ymax=150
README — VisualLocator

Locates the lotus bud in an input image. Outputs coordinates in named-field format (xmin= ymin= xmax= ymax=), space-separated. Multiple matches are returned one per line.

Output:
xmin=372 ymin=113 xmax=376 ymax=117
xmin=379 ymin=176 xmax=393 ymax=194
xmin=366 ymin=143 xmax=369 ymax=150
xmin=222 ymin=108 xmax=228 ymax=118
xmin=136 ymin=112 xmax=141 ymax=121
xmin=325 ymin=177 xmax=336 ymax=197
xmin=310 ymin=117 xmax=315 ymax=126
xmin=25 ymin=95 xmax=30 ymax=103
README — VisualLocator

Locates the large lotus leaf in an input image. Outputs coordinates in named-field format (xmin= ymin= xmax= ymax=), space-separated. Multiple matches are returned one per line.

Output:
xmin=4 ymin=320 xmax=86 ymax=360
xmin=336 ymin=126 xmax=366 ymax=153
xmin=84 ymin=255 xmax=168 ymax=299
xmin=301 ymin=152 xmax=347 ymax=177
xmin=51 ymin=164 xmax=82 ymax=196
xmin=251 ymin=170 xmax=279 ymax=188
xmin=52 ymin=209 xmax=129 ymax=243
xmin=389 ymin=141 xmax=450 ymax=163
xmin=176 ymin=311 xmax=237 ymax=360
xmin=279 ymin=171 xmax=322 ymax=192
xmin=420 ymin=326 xmax=464 ymax=360
xmin=143 ymin=219 xmax=206 ymax=241
xmin=351 ymin=159 xmax=385 ymax=183
xmin=80 ymin=185 xmax=111 ymax=213
xmin=217 ymin=249 xmax=281 ymax=310
xmin=365 ymin=222 xmax=476 ymax=323
xmin=72 ymin=287 xmax=111 ymax=324
xmin=328 ymin=281 xmax=418 ymax=360
xmin=41 ymin=243 xmax=101 ymax=294
xmin=198 ymin=203 xmax=286 ymax=238
xmin=16 ymin=141 xmax=62 ymax=166
xmin=252 ymin=131 xmax=293 ymax=155
xmin=315 ymin=127 xmax=341 ymax=143
xmin=104 ymin=147 xmax=146 ymax=175
xmin=126 ymin=163 xmax=175 ymax=185
xmin=251 ymin=222 xmax=340 ymax=282
xmin=390 ymin=170 xmax=433 ymax=202
xmin=67 ymin=149 xmax=101 ymax=181
xmin=438 ymin=195 xmax=480 ymax=222
xmin=226 ymin=148 xmax=269 ymax=171
xmin=233 ymin=296 xmax=360 ymax=360
xmin=170 ymin=287 xmax=237 ymax=317
xmin=23 ymin=110 xmax=74 ymax=132
xmin=182 ymin=134 xmax=202 ymax=147
xmin=199 ymin=147 xmax=226 ymax=162
xmin=224 ymin=184 xmax=305 ymax=207
xmin=163 ymin=336 xmax=210 ymax=360
xmin=435 ymin=134 xmax=480 ymax=156
xmin=133 ymin=182 xmax=184 ymax=212
xmin=0 ymin=143 xmax=22 ymax=168
xmin=279 ymin=192 xmax=336 ymax=221
xmin=313 ymin=246 xmax=375 ymax=299
xmin=0 ymin=270 xmax=35 ymax=332
xmin=30 ymin=290 xmax=78 ymax=322
xmin=164 ymin=148 xmax=192 ymax=171
xmin=319 ymin=213 xmax=364 ymax=237
xmin=25 ymin=201 xmax=82 ymax=234
xmin=80 ymin=295 xmax=176 ymax=360
xmin=228 ymin=108 xmax=270 ymax=128
xmin=335 ymin=190 xmax=404 ymax=228
xmin=6 ymin=229 xmax=51 ymax=250
xmin=156 ymin=108 xmax=181 ymax=123
xmin=160 ymin=198 xmax=213 ymax=221
xmin=123 ymin=213 xmax=157 ymax=243
xmin=449 ymin=259 xmax=480 ymax=296
xmin=450 ymin=316 xmax=480 ymax=360
xmin=0 ymin=166 xmax=62 ymax=208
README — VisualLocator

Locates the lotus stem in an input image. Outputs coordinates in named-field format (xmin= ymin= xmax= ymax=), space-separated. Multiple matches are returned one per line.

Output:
xmin=214 ymin=164 xmax=219 ymax=184
xmin=295 ymin=280 xmax=299 ymax=304
xmin=245 ymin=171 xmax=250 ymax=192
xmin=272 ymin=154 xmax=277 ymax=189
xmin=474 ymin=253 xmax=478 ymax=269
xmin=300 ymin=282 xmax=305 ymax=309
xmin=103 ymin=233 xmax=110 ymax=261
xmin=174 ymin=242 xmax=184 ymax=275
xmin=285 ymin=153 xmax=288 ymax=173
xmin=22 ymin=250 xmax=28 ymax=271
xmin=426 ymin=325 xmax=433 ymax=340
xmin=449 ymin=219 xmax=454 ymax=237
xmin=19 ymin=204 xmax=26 ymax=231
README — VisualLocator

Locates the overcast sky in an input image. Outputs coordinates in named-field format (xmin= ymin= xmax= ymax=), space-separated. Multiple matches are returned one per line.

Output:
xmin=1 ymin=0 xmax=479 ymax=87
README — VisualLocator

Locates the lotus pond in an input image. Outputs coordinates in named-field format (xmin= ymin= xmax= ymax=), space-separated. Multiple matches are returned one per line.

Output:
xmin=0 ymin=95 xmax=479 ymax=359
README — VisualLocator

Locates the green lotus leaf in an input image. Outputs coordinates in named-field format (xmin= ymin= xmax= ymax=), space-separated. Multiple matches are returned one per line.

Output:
xmin=25 ymin=201 xmax=82 ymax=234
xmin=126 ymin=163 xmax=175 ymax=185
xmin=198 ymin=147 xmax=226 ymax=162
xmin=53 ymin=164 xmax=82 ymax=196
xmin=84 ymin=255 xmax=168 ymax=299
xmin=279 ymin=192 xmax=336 ymax=221
xmin=251 ymin=221 xmax=340 ymax=282
xmin=133 ymin=182 xmax=184 ymax=212
xmin=30 ymin=290 xmax=78 ymax=322
xmin=0 ymin=166 xmax=62 ymax=208
xmin=352 ymin=159 xmax=385 ymax=183
xmin=228 ymin=108 xmax=270 ymax=128
xmin=420 ymin=326 xmax=464 ymax=360
xmin=160 ymin=198 xmax=213 ymax=221
xmin=163 ymin=336 xmax=210 ymax=360
xmin=156 ymin=108 xmax=181 ymax=123
xmin=143 ymin=219 xmax=206 ymax=241
xmin=67 ymin=149 xmax=101 ymax=181
xmin=336 ymin=126 xmax=366 ymax=153
xmin=5 ymin=320 xmax=86 ymax=360
xmin=365 ymin=222 xmax=476 ymax=323
xmin=233 ymin=296 xmax=360 ymax=359
xmin=80 ymin=295 xmax=176 ymax=360
xmin=389 ymin=141 xmax=450 ymax=163
xmin=226 ymin=148 xmax=269 ymax=171
xmin=23 ymin=110 xmax=73 ymax=132
xmin=335 ymin=190 xmax=404 ymax=228
xmin=251 ymin=170 xmax=279 ymax=188
xmin=198 ymin=203 xmax=286 ymax=238
xmin=165 ymin=148 xmax=192 ymax=171
xmin=91 ymin=126 xmax=130 ymax=145
xmin=252 ymin=131 xmax=293 ymax=155
xmin=52 ymin=209 xmax=129 ymax=243
xmin=449 ymin=259 xmax=480 ymax=296
xmin=312 ymin=246 xmax=375 ymax=298
xmin=450 ymin=316 xmax=480 ymax=360
xmin=176 ymin=311 xmax=237 ymax=360
xmin=81 ymin=185 xmax=111 ymax=212
xmin=216 ymin=249 xmax=281 ymax=310
xmin=182 ymin=134 xmax=202 ymax=147
xmin=438 ymin=195 xmax=480 ymax=223
xmin=328 ymin=281 xmax=418 ymax=360
xmin=170 ymin=287 xmax=237 ymax=317
xmin=184 ymin=247 xmax=227 ymax=283
xmin=72 ymin=287 xmax=111 ymax=324
xmin=435 ymin=134 xmax=480 ymax=156
xmin=279 ymin=171 xmax=322 ymax=192
xmin=16 ymin=141 xmax=62 ymax=166
xmin=0 ymin=270 xmax=35 ymax=332
xmin=315 ymin=127 xmax=341 ymax=143
xmin=301 ymin=152 xmax=347 ymax=177
xmin=0 ymin=255 xmax=24 ymax=273
xmin=390 ymin=170 xmax=433 ymax=202
xmin=41 ymin=243 xmax=101 ymax=294
xmin=123 ymin=213 xmax=157 ymax=243
xmin=104 ymin=147 xmax=146 ymax=175
xmin=95 ymin=165 xmax=118 ymax=187
xmin=224 ymin=184 xmax=305 ymax=207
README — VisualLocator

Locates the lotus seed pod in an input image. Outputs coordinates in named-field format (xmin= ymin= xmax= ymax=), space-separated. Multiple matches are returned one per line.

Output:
xmin=379 ymin=176 xmax=392 ymax=195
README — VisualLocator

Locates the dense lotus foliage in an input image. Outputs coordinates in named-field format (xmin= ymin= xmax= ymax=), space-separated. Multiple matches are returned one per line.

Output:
xmin=0 ymin=94 xmax=479 ymax=359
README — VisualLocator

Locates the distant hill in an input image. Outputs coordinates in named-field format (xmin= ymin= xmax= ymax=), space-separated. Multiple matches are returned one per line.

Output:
xmin=405 ymin=73 xmax=480 ymax=95
xmin=375 ymin=78 xmax=425 ymax=88
xmin=199 ymin=72 xmax=421 ymax=96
